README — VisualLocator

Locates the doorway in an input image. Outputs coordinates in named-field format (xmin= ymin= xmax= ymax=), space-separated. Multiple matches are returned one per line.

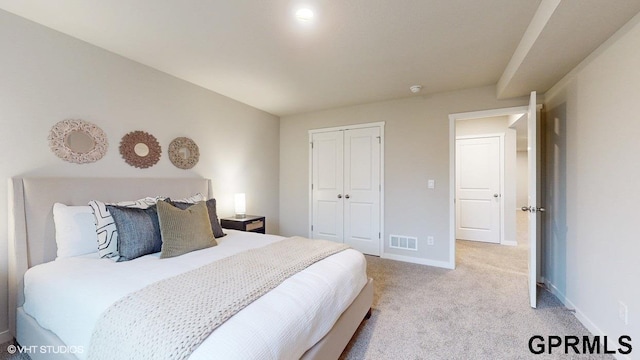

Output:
xmin=449 ymin=94 xmax=541 ymax=308
xmin=455 ymin=115 xmax=518 ymax=246
xmin=449 ymin=106 xmax=529 ymax=262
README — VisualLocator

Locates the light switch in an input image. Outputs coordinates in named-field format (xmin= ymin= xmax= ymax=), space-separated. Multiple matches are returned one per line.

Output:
xmin=428 ymin=179 xmax=435 ymax=189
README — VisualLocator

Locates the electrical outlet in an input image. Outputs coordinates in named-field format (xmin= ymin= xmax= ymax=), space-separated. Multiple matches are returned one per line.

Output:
xmin=618 ymin=301 xmax=628 ymax=325
xmin=427 ymin=236 xmax=434 ymax=246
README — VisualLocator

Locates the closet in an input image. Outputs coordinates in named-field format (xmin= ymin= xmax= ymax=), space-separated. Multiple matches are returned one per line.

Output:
xmin=309 ymin=123 xmax=383 ymax=256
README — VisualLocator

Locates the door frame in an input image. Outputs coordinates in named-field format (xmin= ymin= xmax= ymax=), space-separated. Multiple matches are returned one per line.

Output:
xmin=455 ymin=133 xmax=505 ymax=244
xmin=448 ymin=106 xmax=528 ymax=269
xmin=308 ymin=121 xmax=385 ymax=256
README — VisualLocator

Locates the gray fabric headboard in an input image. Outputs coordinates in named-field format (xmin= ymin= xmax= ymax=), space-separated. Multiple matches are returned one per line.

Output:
xmin=8 ymin=177 xmax=212 ymax=336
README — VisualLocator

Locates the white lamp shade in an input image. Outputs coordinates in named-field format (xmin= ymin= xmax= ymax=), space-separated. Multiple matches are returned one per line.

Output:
xmin=234 ymin=193 xmax=246 ymax=216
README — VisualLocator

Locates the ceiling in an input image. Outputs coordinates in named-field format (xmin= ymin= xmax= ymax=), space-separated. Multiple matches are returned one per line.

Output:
xmin=1 ymin=0 xmax=639 ymax=116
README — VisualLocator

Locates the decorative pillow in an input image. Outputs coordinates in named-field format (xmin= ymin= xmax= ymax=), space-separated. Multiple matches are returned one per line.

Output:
xmin=157 ymin=200 xmax=217 ymax=259
xmin=53 ymin=203 xmax=99 ymax=259
xmin=171 ymin=193 xmax=206 ymax=203
xmin=89 ymin=197 xmax=160 ymax=260
xmin=170 ymin=198 xmax=226 ymax=238
xmin=107 ymin=205 xmax=162 ymax=262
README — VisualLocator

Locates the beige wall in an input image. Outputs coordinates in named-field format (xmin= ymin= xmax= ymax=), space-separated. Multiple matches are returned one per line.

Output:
xmin=0 ymin=10 xmax=280 ymax=339
xmin=544 ymin=12 xmax=640 ymax=342
xmin=456 ymin=116 xmax=509 ymax=135
xmin=280 ymin=86 xmax=528 ymax=266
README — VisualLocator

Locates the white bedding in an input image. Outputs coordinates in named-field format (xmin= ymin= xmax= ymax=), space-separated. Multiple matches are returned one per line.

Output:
xmin=23 ymin=230 xmax=367 ymax=360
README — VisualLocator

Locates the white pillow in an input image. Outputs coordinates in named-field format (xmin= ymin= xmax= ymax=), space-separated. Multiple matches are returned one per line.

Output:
xmin=53 ymin=203 xmax=99 ymax=259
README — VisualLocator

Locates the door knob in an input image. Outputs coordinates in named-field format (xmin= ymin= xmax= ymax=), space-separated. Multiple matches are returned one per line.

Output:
xmin=337 ymin=194 xmax=342 ymax=199
xmin=521 ymin=206 xmax=546 ymax=212
xmin=493 ymin=193 xmax=499 ymax=198
xmin=345 ymin=194 xmax=350 ymax=199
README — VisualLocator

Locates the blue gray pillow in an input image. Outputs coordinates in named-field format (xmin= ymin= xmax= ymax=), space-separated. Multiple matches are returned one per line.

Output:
xmin=107 ymin=205 xmax=162 ymax=262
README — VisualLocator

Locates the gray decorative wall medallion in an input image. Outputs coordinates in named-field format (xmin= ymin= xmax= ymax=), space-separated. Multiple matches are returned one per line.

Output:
xmin=48 ymin=119 xmax=108 ymax=164
xmin=119 ymin=131 xmax=161 ymax=169
xmin=168 ymin=137 xmax=200 ymax=169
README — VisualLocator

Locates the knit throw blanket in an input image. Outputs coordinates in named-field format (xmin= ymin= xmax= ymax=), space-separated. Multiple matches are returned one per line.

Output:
xmin=88 ymin=237 xmax=349 ymax=360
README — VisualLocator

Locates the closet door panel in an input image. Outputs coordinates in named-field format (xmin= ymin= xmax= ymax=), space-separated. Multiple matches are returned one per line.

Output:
xmin=311 ymin=131 xmax=344 ymax=242
xmin=344 ymin=127 xmax=381 ymax=255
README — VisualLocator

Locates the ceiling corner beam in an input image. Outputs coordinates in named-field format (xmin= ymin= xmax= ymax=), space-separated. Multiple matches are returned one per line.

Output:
xmin=496 ymin=0 xmax=561 ymax=99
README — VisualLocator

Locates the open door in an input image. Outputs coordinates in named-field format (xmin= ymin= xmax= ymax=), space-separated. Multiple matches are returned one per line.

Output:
xmin=525 ymin=91 xmax=540 ymax=308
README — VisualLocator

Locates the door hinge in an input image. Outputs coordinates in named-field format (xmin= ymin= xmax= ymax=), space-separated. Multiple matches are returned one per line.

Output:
xmin=377 ymin=136 xmax=381 ymax=144
xmin=311 ymin=183 xmax=314 ymax=190
xmin=311 ymin=225 xmax=314 ymax=231
xmin=310 ymin=142 xmax=314 ymax=149
xmin=378 ymin=232 xmax=381 ymax=239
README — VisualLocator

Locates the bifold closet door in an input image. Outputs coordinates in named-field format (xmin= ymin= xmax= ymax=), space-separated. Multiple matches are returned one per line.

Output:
xmin=311 ymin=127 xmax=381 ymax=255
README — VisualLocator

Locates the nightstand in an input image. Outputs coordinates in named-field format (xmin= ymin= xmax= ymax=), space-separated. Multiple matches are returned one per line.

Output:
xmin=220 ymin=215 xmax=266 ymax=234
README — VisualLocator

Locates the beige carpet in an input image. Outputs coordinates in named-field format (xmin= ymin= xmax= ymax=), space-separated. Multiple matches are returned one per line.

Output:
xmin=340 ymin=213 xmax=611 ymax=359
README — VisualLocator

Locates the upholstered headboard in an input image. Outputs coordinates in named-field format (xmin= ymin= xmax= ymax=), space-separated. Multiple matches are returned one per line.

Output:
xmin=7 ymin=177 xmax=212 ymax=336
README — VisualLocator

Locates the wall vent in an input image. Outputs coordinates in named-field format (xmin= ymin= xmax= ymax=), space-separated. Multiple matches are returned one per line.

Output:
xmin=389 ymin=235 xmax=418 ymax=251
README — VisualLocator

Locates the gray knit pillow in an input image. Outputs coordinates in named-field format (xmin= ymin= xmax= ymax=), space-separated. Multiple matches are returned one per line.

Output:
xmin=157 ymin=200 xmax=217 ymax=259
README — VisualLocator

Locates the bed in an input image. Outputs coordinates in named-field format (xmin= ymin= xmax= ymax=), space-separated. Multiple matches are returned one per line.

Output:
xmin=8 ymin=177 xmax=373 ymax=360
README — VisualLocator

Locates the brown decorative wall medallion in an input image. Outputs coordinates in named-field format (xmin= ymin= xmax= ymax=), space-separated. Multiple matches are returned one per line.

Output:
xmin=48 ymin=119 xmax=108 ymax=164
xmin=168 ymin=137 xmax=200 ymax=169
xmin=119 ymin=131 xmax=161 ymax=168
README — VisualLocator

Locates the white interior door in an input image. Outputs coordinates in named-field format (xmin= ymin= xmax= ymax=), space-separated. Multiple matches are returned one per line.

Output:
xmin=526 ymin=91 xmax=539 ymax=308
xmin=311 ymin=131 xmax=344 ymax=242
xmin=456 ymin=136 xmax=501 ymax=243
xmin=344 ymin=127 xmax=381 ymax=255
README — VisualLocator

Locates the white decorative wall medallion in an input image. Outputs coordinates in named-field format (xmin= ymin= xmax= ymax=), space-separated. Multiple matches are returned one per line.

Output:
xmin=48 ymin=119 xmax=108 ymax=164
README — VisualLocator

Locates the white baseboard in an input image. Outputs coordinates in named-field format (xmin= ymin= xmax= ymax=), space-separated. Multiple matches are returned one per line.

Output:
xmin=501 ymin=240 xmax=518 ymax=246
xmin=544 ymin=280 xmax=630 ymax=360
xmin=382 ymin=253 xmax=454 ymax=269
xmin=545 ymin=279 xmax=603 ymax=332
xmin=0 ymin=329 xmax=12 ymax=343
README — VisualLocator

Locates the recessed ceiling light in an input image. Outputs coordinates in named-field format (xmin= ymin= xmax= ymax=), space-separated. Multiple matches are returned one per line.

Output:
xmin=410 ymin=85 xmax=423 ymax=93
xmin=296 ymin=8 xmax=314 ymax=21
